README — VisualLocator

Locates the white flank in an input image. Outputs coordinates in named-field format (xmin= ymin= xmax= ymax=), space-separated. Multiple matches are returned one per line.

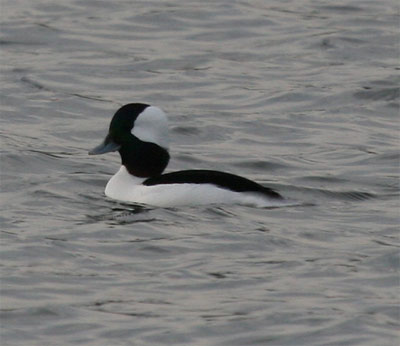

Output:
xmin=105 ymin=166 xmax=289 ymax=208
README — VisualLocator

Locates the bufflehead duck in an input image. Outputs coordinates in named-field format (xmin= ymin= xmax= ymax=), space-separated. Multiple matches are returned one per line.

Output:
xmin=89 ymin=103 xmax=283 ymax=207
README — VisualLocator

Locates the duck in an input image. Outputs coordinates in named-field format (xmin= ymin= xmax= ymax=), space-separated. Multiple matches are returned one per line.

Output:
xmin=89 ymin=103 xmax=284 ymax=208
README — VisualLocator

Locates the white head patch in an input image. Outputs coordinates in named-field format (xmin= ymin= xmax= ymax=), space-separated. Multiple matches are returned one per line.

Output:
xmin=131 ymin=106 xmax=169 ymax=149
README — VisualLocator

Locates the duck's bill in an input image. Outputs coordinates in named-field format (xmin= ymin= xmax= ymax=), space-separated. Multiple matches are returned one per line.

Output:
xmin=89 ymin=136 xmax=120 ymax=155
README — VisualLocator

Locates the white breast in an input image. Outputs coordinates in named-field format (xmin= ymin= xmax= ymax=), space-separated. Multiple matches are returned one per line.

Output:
xmin=105 ymin=166 xmax=287 ymax=208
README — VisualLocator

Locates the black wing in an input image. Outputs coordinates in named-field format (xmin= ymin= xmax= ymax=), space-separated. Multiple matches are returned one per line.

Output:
xmin=143 ymin=170 xmax=282 ymax=199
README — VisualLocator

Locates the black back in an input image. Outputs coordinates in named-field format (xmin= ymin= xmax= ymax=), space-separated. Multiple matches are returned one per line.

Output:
xmin=143 ymin=170 xmax=282 ymax=199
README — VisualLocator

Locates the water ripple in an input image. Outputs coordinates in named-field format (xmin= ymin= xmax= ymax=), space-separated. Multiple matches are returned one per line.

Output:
xmin=1 ymin=0 xmax=398 ymax=345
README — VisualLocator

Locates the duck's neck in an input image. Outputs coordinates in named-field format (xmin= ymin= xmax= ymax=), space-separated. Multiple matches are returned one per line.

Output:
xmin=118 ymin=137 xmax=170 ymax=178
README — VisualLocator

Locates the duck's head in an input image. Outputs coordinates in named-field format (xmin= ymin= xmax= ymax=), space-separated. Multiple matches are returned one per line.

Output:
xmin=89 ymin=103 xmax=170 ymax=178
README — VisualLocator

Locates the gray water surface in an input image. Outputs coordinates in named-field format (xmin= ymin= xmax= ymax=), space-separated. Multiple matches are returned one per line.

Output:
xmin=1 ymin=0 xmax=399 ymax=345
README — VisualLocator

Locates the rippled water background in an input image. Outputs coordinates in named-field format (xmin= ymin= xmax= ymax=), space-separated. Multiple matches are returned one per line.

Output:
xmin=1 ymin=0 xmax=399 ymax=345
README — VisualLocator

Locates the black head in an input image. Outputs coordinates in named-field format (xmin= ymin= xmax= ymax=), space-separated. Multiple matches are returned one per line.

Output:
xmin=109 ymin=103 xmax=149 ymax=139
xmin=89 ymin=103 xmax=170 ymax=177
